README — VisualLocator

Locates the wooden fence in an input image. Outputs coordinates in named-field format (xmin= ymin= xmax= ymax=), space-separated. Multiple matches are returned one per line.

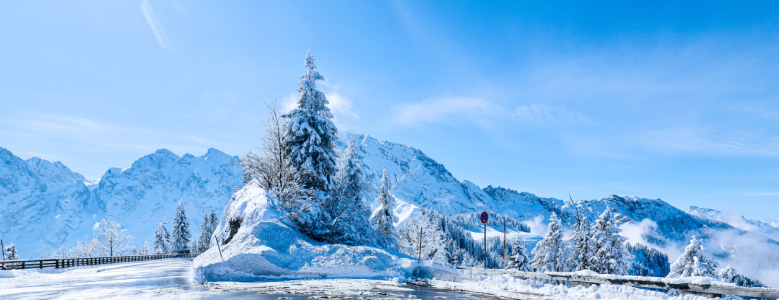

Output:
xmin=0 ymin=253 xmax=198 ymax=270
xmin=459 ymin=267 xmax=779 ymax=299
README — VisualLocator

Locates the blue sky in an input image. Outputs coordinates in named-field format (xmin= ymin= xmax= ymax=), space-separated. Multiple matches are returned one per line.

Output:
xmin=1 ymin=1 xmax=778 ymax=222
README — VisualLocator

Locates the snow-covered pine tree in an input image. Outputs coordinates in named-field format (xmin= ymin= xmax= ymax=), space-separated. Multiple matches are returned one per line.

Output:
xmin=327 ymin=134 xmax=373 ymax=244
xmin=667 ymin=234 xmax=718 ymax=278
xmin=372 ymin=169 xmax=399 ymax=250
xmin=131 ymin=243 xmax=140 ymax=255
xmin=283 ymin=50 xmax=339 ymax=192
xmin=506 ymin=239 xmax=532 ymax=271
xmin=208 ymin=209 xmax=219 ymax=237
xmin=569 ymin=199 xmax=596 ymax=271
xmin=720 ymin=264 xmax=737 ymax=283
xmin=4 ymin=242 xmax=19 ymax=260
xmin=444 ymin=239 xmax=463 ymax=266
xmin=591 ymin=208 xmax=632 ymax=275
xmin=171 ymin=201 xmax=192 ymax=254
xmin=143 ymin=240 xmax=151 ymax=255
xmin=197 ymin=210 xmax=214 ymax=253
xmin=154 ymin=221 xmax=171 ymax=254
xmin=530 ymin=212 xmax=570 ymax=272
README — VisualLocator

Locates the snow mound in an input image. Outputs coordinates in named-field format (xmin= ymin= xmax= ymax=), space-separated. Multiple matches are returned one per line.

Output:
xmin=193 ymin=183 xmax=445 ymax=282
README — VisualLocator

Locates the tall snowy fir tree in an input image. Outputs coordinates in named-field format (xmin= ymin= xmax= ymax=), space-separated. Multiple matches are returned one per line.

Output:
xmin=569 ymin=199 xmax=596 ymax=271
xmin=591 ymin=208 xmax=632 ymax=275
xmin=667 ymin=235 xmax=718 ymax=278
xmin=328 ymin=134 xmax=373 ymax=244
xmin=143 ymin=241 xmax=151 ymax=255
xmin=506 ymin=239 xmax=532 ymax=272
xmin=171 ymin=201 xmax=192 ymax=254
xmin=530 ymin=212 xmax=570 ymax=272
xmin=372 ymin=169 xmax=398 ymax=250
xmin=197 ymin=209 xmax=217 ymax=253
xmin=154 ymin=221 xmax=171 ymax=254
xmin=283 ymin=50 xmax=339 ymax=192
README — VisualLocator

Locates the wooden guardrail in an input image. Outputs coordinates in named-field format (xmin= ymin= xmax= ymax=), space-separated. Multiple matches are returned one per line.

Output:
xmin=459 ymin=267 xmax=779 ymax=299
xmin=0 ymin=253 xmax=198 ymax=270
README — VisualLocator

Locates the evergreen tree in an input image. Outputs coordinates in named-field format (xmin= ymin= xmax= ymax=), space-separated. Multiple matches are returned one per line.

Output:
xmin=720 ymin=264 xmax=737 ymax=282
xmin=328 ymin=134 xmax=373 ymax=244
xmin=626 ymin=243 xmax=671 ymax=277
xmin=131 ymin=243 xmax=140 ymax=255
xmin=444 ymin=239 xmax=464 ymax=266
xmin=506 ymin=239 xmax=532 ymax=272
xmin=283 ymin=50 xmax=339 ymax=192
xmin=171 ymin=201 xmax=192 ymax=254
xmin=154 ymin=221 xmax=171 ymax=254
xmin=143 ymin=240 xmax=151 ymax=255
xmin=197 ymin=210 xmax=216 ymax=253
xmin=569 ymin=199 xmax=596 ymax=271
xmin=4 ymin=242 xmax=18 ymax=260
xmin=591 ymin=208 xmax=632 ymax=275
xmin=209 ymin=209 xmax=219 ymax=235
xmin=530 ymin=212 xmax=570 ymax=272
xmin=667 ymin=235 xmax=718 ymax=278
xmin=372 ymin=169 xmax=399 ymax=250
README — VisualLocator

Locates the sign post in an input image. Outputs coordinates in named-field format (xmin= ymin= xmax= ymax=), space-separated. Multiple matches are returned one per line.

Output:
xmin=480 ymin=211 xmax=489 ymax=269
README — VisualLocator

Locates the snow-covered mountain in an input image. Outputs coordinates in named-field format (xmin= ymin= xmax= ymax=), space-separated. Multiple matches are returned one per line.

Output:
xmin=0 ymin=147 xmax=241 ymax=259
xmin=3 ymin=135 xmax=779 ymax=285
xmin=686 ymin=206 xmax=779 ymax=242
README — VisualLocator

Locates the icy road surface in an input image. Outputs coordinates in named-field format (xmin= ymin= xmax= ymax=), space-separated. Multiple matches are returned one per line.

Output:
xmin=0 ymin=258 xmax=502 ymax=299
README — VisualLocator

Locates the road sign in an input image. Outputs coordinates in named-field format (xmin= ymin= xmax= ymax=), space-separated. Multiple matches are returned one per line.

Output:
xmin=480 ymin=211 xmax=489 ymax=224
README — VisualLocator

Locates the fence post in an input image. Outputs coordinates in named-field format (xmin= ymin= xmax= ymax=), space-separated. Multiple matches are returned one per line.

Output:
xmin=39 ymin=260 xmax=43 ymax=269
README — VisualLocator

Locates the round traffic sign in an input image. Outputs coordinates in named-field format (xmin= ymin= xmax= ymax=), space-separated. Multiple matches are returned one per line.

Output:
xmin=480 ymin=211 xmax=489 ymax=224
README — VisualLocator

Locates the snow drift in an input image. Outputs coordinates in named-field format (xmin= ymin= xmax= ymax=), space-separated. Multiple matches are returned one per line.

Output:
xmin=192 ymin=182 xmax=451 ymax=282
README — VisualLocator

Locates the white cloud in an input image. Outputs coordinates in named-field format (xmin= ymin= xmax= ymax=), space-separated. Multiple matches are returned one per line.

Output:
xmin=391 ymin=97 xmax=590 ymax=128
xmin=325 ymin=91 xmax=358 ymax=120
xmin=514 ymin=104 xmax=591 ymax=126
xmin=140 ymin=0 xmax=175 ymax=54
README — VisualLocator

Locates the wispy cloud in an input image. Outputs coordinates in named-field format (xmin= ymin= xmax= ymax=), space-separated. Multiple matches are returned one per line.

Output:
xmin=639 ymin=129 xmax=779 ymax=157
xmin=391 ymin=97 xmax=590 ymax=128
xmin=141 ymin=0 xmax=175 ymax=54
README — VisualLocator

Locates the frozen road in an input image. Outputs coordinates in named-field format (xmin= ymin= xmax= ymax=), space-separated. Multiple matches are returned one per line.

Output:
xmin=0 ymin=258 xmax=504 ymax=299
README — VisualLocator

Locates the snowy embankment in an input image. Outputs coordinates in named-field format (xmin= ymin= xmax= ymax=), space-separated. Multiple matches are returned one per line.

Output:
xmin=432 ymin=271 xmax=723 ymax=300
xmin=192 ymin=183 xmax=457 ymax=282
